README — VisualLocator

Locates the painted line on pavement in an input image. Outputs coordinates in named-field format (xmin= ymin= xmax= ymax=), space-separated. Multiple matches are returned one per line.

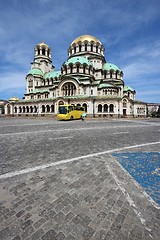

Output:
xmin=113 ymin=132 xmax=129 ymax=135
xmin=0 ymin=141 xmax=160 ymax=180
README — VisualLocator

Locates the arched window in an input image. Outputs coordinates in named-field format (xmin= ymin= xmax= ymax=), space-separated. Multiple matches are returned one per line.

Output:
xmin=42 ymin=48 xmax=45 ymax=55
xmin=110 ymin=71 xmax=113 ymax=78
xmin=123 ymin=100 xmax=127 ymax=107
xmin=23 ymin=106 xmax=25 ymax=113
xmin=70 ymin=64 xmax=73 ymax=74
xmin=77 ymin=103 xmax=81 ymax=107
xmin=77 ymin=65 xmax=80 ymax=73
xmin=96 ymin=46 xmax=98 ymax=53
xmin=64 ymin=66 xmax=67 ymax=74
xmin=62 ymin=83 xmax=76 ymax=96
xmin=109 ymin=104 xmax=114 ymax=112
xmin=38 ymin=48 xmax=40 ymax=55
xmin=83 ymin=65 xmax=86 ymax=74
xmin=79 ymin=45 xmax=81 ymax=52
xmin=89 ymin=66 xmax=91 ymax=75
xmin=42 ymin=105 xmax=45 ymax=113
xmin=104 ymin=71 xmax=107 ymax=79
xmin=19 ymin=106 xmax=22 ymax=113
xmin=98 ymin=104 xmax=102 ymax=112
xmin=91 ymin=44 xmax=93 ymax=52
xmin=26 ymin=106 xmax=29 ymax=113
xmin=74 ymin=46 xmax=76 ymax=53
xmin=14 ymin=107 xmax=17 ymax=113
xmin=85 ymin=44 xmax=87 ymax=51
xmin=116 ymin=71 xmax=118 ymax=79
xmin=82 ymin=103 xmax=87 ymax=112
xmin=104 ymin=104 xmax=108 ymax=112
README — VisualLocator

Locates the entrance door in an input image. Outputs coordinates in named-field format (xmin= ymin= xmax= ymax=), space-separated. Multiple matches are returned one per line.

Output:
xmin=123 ymin=109 xmax=126 ymax=116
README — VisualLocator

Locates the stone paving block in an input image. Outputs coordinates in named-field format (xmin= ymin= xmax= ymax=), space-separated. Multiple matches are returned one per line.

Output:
xmin=91 ymin=229 xmax=107 ymax=240
xmin=55 ymin=232 xmax=65 ymax=240
xmin=20 ymin=219 xmax=33 ymax=230
xmin=33 ymin=217 xmax=46 ymax=229
xmin=21 ymin=226 xmax=34 ymax=239
xmin=12 ymin=235 xmax=21 ymax=240
xmin=82 ymin=226 xmax=95 ymax=240
xmin=41 ymin=229 xmax=57 ymax=240
xmin=30 ymin=229 xmax=45 ymax=240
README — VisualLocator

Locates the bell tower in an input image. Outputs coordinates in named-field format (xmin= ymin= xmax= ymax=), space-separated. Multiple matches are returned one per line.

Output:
xmin=31 ymin=42 xmax=54 ymax=73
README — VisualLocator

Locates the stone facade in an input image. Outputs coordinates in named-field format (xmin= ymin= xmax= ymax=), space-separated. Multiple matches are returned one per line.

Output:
xmin=4 ymin=35 xmax=147 ymax=118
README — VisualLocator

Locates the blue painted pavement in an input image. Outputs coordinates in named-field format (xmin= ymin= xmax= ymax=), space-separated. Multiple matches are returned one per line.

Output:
xmin=112 ymin=152 xmax=160 ymax=205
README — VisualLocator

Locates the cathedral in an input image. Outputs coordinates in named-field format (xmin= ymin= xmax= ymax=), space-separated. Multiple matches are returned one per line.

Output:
xmin=4 ymin=35 xmax=147 ymax=118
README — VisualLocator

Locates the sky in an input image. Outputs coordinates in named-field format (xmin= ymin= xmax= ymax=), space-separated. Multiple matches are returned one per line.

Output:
xmin=0 ymin=0 xmax=160 ymax=103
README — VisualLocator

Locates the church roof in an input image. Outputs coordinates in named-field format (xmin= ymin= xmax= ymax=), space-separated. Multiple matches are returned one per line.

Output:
xmin=71 ymin=35 xmax=102 ymax=45
xmin=64 ymin=56 xmax=92 ymax=66
xmin=102 ymin=63 xmax=121 ymax=71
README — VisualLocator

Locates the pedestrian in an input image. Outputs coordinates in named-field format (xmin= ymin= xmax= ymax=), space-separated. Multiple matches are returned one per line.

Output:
xmin=81 ymin=113 xmax=86 ymax=121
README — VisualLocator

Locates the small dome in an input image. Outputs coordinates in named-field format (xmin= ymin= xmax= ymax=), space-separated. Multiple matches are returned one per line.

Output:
xmin=123 ymin=86 xmax=134 ymax=92
xmin=9 ymin=97 xmax=19 ymax=102
xmin=98 ymin=83 xmax=114 ymax=89
xmin=27 ymin=68 xmax=43 ymax=76
xmin=36 ymin=42 xmax=49 ymax=48
xmin=64 ymin=56 xmax=92 ymax=66
xmin=103 ymin=63 xmax=121 ymax=71
xmin=0 ymin=100 xmax=5 ymax=105
xmin=71 ymin=35 xmax=102 ymax=45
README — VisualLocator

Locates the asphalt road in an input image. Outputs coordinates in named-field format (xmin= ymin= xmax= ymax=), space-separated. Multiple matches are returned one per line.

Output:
xmin=0 ymin=117 xmax=160 ymax=240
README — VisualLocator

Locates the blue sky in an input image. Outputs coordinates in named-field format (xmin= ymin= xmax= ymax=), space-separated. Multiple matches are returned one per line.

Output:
xmin=0 ymin=0 xmax=160 ymax=103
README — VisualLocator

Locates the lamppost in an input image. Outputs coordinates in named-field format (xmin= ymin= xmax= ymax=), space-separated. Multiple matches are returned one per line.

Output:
xmin=93 ymin=99 xmax=95 ymax=118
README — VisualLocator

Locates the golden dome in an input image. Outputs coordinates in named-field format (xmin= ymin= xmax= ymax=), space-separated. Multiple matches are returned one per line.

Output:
xmin=71 ymin=35 xmax=102 ymax=45
xmin=36 ymin=42 xmax=49 ymax=48
xmin=9 ymin=96 xmax=19 ymax=102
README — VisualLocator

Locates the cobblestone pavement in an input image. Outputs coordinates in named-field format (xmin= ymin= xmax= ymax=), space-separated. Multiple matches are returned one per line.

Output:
xmin=0 ymin=117 xmax=160 ymax=239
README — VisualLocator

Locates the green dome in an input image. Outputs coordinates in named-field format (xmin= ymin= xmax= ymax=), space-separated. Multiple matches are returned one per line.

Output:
xmin=98 ymin=83 xmax=114 ymax=89
xmin=124 ymin=86 xmax=134 ymax=92
xmin=44 ymin=71 xmax=61 ymax=79
xmin=28 ymin=68 xmax=43 ymax=76
xmin=64 ymin=56 xmax=92 ymax=66
xmin=102 ymin=63 xmax=121 ymax=71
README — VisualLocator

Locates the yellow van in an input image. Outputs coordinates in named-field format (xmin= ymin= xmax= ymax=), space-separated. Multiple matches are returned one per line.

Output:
xmin=57 ymin=104 xmax=86 ymax=120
